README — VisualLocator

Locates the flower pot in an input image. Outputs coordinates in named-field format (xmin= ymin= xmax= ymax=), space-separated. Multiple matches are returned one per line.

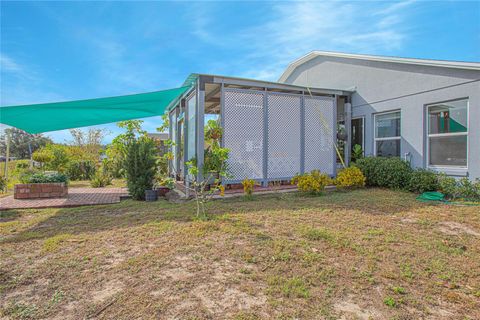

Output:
xmin=155 ymin=186 xmax=170 ymax=197
xmin=145 ymin=189 xmax=158 ymax=201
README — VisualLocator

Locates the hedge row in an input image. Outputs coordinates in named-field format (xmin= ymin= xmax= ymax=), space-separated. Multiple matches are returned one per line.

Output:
xmin=354 ymin=157 xmax=480 ymax=201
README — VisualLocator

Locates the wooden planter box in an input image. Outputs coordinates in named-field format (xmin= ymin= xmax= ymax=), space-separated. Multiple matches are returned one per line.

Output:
xmin=14 ymin=183 xmax=68 ymax=199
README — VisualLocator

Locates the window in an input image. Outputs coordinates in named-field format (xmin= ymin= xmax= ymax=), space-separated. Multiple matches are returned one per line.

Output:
xmin=427 ymin=99 xmax=468 ymax=167
xmin=374 ymin=111 xmax=401 ymax=157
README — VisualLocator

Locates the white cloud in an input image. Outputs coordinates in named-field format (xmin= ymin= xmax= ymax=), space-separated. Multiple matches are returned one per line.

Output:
xmin=0 ymin=53 xmax=37 ymax=81
xmin=189 ymin=1 xmax=416 ymax=81
xmin=1 ymin=53 xmax=65 ymax=105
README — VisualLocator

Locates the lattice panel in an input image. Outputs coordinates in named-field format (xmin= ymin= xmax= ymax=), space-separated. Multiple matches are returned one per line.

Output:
xmin=304 ymin=96 xmax=335 ymax=175
xmin=267 ymin=93 xmax=301 ymax=178
xmin=223 ymin=89 xmax=264 ymax=181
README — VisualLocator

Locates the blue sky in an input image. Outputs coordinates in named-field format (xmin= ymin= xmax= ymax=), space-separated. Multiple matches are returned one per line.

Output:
xmin=1 ymin=0 xmax=479 ymax=143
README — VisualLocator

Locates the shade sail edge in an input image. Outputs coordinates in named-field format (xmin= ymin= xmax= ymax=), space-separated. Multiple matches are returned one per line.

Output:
xmin=0 ymin=86 xmax=191 ymax=134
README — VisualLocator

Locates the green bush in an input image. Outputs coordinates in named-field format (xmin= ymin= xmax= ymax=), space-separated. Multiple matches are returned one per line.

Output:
xmin=0 ymin=175 xmax=7 ymax=193
xmin=124 ymin=137 xmax=157 ymax=200
xmin=355 ymin=157 xmax=412 ymax=189
xmin=66 ymin=160 xmax=96 ymax=180
xmin=457 ymin=177 xmax=480 ymax=200
xmin=407 ymin=169 xmax=439 ymax=193
xmin=437 ymin=174 xmax=480 ymax=201
xmin=90 ymin=169 xmax=112 ymax=188
xmin=15 ymin=160 xmax=30 ymax=171
xmin=438 ymin=174 xmax=459 ymax=199
xmin=20 ymin=172 xmax=68 ymax=184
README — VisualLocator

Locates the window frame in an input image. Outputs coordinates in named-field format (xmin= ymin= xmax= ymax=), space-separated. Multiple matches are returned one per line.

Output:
xmin=426 ymin=98 xmax=469 ymax=169
xmin=373 ymin=110 xmax=401 ymax=157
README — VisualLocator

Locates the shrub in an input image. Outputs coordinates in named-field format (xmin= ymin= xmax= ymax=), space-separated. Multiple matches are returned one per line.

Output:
xmin=124 ymin=137 xmax=157 ymax=200
xmin=438 ymin=174 xmax=459 ymax=199
xmin=160 ymin=177 xmax=176 ymax=189
xmin=437 ymin=174 xmax=480 ymax=201
xmin=242 ymin=179 xmax=255 ymax=196
xmin=407 ymin=169 xmax=439 ymax=193
xmin=457 ymin=177 xmax=480 ymax=201
xmin=66 ymin=160 xmax=96 ymax=180
xmin=90 ymin=169 xmax=112 ymax=188
xmin=292 ymin=170 xmax=332 ymax=194
xmin=32 ymin=148 xmax=52 ymax=165
xmin=335 ymin=166 xmax=366 ymax=189
xmin=355 ymin=157 xmax=412 ymax=189
xmin=351 ymin=144 xmax=363 ymax=162
xmin=15 ymin=160 xmax=30 ymax=171
xmin=20 ymin=172 xmax=68 ymax=184
xmin=0 ymin=175 xmax=7 ymax=193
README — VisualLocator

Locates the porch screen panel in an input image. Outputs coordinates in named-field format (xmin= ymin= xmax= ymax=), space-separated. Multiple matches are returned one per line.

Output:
xmin=223 ymin=89 xmax=264 ymax=181
xmin=304 ymin=96 xmax=335 ymax=175
xmin=267 ymin=93 xmax=301 ymax=178
xmin=170 ymin=111 xmax=177 ymax=174
xmin=186 ymin=94 xmax=196 ymax=162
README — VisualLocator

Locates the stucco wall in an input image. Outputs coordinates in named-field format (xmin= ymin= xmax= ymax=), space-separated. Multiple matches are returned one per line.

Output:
xmin=283 ymin=55 xmax=480 ymax=179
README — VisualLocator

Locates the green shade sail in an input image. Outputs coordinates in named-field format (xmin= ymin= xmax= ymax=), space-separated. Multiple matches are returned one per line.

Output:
xmin=0 ymin=86 xmax=191 ymax=134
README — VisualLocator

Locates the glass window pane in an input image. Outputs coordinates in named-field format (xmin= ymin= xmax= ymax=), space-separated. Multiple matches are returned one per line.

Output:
xmin=428 ymin=99 xmax=468 ymax=134
xmin=429 ymin=135 xmax=467 ymax=167
xmin=351 ymin=118 xmax=363 ymax=148
xmin=375 ymin=112 xmax=400 ymax=138
xmin=376 ymin=139 xmax=400 ymax=157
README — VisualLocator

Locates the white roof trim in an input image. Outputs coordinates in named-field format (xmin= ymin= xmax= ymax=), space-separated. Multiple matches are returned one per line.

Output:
xmin=279 ymin=51 xmax=480 ymax=82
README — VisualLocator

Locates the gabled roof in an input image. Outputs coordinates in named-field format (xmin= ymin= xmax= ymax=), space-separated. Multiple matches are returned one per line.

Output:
xmin=279 ymin=51 xmax=480 ymax=83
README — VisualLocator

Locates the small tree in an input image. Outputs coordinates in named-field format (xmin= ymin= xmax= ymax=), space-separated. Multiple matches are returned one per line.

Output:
xmin=124 ymin=137 xmax=157 ymax=200
xmin=185 ymin=146 xmax=229 ymax=218
xmin=105 ymin=120 xmax=147 ymax=178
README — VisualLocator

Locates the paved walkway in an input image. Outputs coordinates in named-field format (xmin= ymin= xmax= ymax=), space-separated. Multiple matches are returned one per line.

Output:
xmin=0 ymin=187 xmax=129 ymax=210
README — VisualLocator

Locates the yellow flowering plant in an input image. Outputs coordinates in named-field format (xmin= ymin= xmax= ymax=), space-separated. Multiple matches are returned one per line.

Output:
xmin=334 ymin=166 xmax=366 ymax=189
xmin=242 ymin=179 xmax=255 ymax=197
xmin=291 ymin=170 xmax=332 ymax=194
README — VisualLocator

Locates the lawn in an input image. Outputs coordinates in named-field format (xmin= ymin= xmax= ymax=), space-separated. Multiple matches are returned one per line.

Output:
xmin=0 ymin=189 xmax=479 ymax=319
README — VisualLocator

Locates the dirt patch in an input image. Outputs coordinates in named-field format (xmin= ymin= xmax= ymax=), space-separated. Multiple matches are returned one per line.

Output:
xmin=193 ymin=285 xmax=266 ymax=313
xmin=438 ymin=221 xmax=480 ymax=237
xmin=91 ymin=279 xmax=124 ymax=303
xmin=401 ymin=217 xmax=418 ymax=224
xmin=334 ymin=298 xmax=381 ymax=320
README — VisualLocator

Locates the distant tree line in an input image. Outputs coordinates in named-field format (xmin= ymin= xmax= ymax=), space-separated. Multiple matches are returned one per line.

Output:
xmin=0 ymin=128 xmax=52 ymax=159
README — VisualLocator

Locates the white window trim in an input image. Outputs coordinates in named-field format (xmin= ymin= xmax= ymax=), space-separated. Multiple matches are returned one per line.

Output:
xmin=426 ymin=99 xmax=469 ymax=170
xmin=373 ymin=110 xmax=401 ymax=157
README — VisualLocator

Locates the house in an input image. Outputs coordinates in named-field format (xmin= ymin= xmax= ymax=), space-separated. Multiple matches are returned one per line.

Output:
xmin=279 ymin=51 xmax=480 ymax=180
xmin=2 ymin=51 xmax=478 ymax=183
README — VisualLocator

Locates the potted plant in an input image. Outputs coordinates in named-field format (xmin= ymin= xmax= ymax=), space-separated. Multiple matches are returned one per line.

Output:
xmin=203 ymin=146 xmax=229 ymax=185
xmin=154 ymin=176 xmax=175 ymax=197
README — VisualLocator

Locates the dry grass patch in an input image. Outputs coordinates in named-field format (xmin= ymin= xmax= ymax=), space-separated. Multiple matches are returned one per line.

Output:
xmin=0 ymin=188 xmax=479 ymax=319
